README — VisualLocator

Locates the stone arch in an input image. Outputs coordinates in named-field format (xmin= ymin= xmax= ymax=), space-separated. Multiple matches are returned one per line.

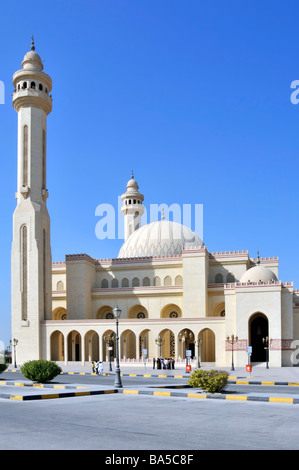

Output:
xmin=84 ymin=330 xmax=99 ymax=362
xmin=199 ymin=328 xmax=215 ymax=362
xmin=175 ymin=275 xmax=183 ymax=286
xmin=67 ymin=330 xmax=81 ymax=362
xmin=215 ymin=273 xmax=223 ymax=283
xmin=50 ymin=330 xmax=64 ymax=361
xmin=178 ymin=328 xmax=195 ymax=358
xmin=249 ymin=312 xmax=269 ymax=362
xmin=127 ymin=304 xmax=148 ymax=319
xmin=102 ymin=329 xmax=116 ymax=362
xmin=56 ymin=280 xmax=64 ymax=291
xmin=52 ymin=307 xmax=67 ymax=320
xmin=156 ymin=328 xmax=175 ymax=359
xmin=227 ymin=272 xmax=235 ymax=283
xmin=212 ymin=302 xmax=225 ymax=317
xmin=142 ymin=277 xmax=150 ymax=286
xmin=161 ymin=303 xmax=182 ymax=318
xmin=139 ymin=329 xmax=151 ymax=359
xmin=120 ymin=329 xmax=136 ymax=359
xmin=96 ymin=305 xmax=114 ymax=319
xmin=132 ymin=277 xmax=140 ymax=287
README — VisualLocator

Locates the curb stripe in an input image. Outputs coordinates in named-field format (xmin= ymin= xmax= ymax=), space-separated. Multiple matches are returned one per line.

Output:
xmin=226 ymin=395 xmax=248 ymax=401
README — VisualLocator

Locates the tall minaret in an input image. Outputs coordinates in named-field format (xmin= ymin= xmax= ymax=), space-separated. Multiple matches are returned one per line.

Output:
xmin=11 ymin=38 xmax=53 ymax=364
xmin=121 ymin=172 xmax=144 ymax=241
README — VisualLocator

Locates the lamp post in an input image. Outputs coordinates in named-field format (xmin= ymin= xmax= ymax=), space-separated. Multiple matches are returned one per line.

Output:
xmin=103 ymin=333 xmax=115 ymax=372
xmin=9 ymin=338 xmax=18 ymax=369
xmin=196 ymin=339 xmax=202 ymax=369
xmin=179 ymin=330 xmax=193 ymax=371
xmin=226 ymin=334 xmax=238 ymax=371
xmin=155 ymin=336 xmax=165 ymax=358
xmin=113 ymin=306 xmax=122 ymax=388
xmin=262 ymin=337 xmax=272 ymax=369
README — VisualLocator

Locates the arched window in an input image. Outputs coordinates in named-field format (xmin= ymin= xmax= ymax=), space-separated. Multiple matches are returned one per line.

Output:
xmin=215 ymin=273 xmax=223 ymax=283
xmin=122 ymin=278 xmax=129 ymax=288
xmin=31 ymin=81 xmax=36 ymax=89
xmin=227 ymin=273 xmax=235 ymax=283
xmin=57 ymin=281 xmax=64 ymax=291
xmin=132 ymin=277 xmax=140 ymax=287
xmin=175 ymin=275 xmax=183 ymax=286
xmin=154 ymin=276 xmax=161 ymax=286
xmin=111 ymin=278 xmax=119 ymax=288
xmin=22 ymin=82 xmax=27 ymax=89
xmin=101 ymin=279 xmax=108 ymax=288
xmin=39 ymin=83 xmax=43 ymax=91
xmin=142 ymin=277 xmax=150 ymax=286
xmin=164 ymin=276 xmax=172 ymax=286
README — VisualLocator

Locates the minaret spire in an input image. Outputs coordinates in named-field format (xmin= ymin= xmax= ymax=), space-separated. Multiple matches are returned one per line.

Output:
xmin=31 ymin=35 xmax=35 ymax=51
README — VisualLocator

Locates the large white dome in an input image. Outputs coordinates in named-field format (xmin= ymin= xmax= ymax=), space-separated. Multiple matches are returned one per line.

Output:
xmin=240 ymin=265 xmax=278 ymax=283
xmin=118 ymin=220 xmax=204 ymax=258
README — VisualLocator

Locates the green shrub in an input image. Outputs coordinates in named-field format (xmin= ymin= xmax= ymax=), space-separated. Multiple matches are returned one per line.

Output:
xmin=20 ymin=360 xmax=62 ymax=383
xmin=187 ymin=369 xmax=229 ymax=393
xmin=0 ymin=363 xmax=8 ymax=374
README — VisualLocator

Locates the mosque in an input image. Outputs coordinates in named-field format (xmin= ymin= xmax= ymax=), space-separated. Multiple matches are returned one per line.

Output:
xmin=10 ymin=42 xmax=299 ymax=368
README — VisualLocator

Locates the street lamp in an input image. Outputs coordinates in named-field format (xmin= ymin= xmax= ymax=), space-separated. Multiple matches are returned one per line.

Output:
xmin=155 ymin=335 xmax=165 ymax=358
xmin=113 ymin=306 xmax=122 ymax=388
xmin=179 ymin=330 xmax=193 ymax=372
xmin=196 ymin=339 xmax=202 ymax=369
xmin=226 ymin=334 xmax=238 ymax=371
xmin=9 ymin=338 xmax=18 ymax=369
xmin=103 ymin=333 xmax=115 ymax=372
xmin=262 ymin=337 xmax=272 ymax=369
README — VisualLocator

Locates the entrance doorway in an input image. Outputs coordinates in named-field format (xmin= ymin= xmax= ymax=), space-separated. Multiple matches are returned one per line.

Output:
xmin=249 ymin=313 xmax=268 ymax=362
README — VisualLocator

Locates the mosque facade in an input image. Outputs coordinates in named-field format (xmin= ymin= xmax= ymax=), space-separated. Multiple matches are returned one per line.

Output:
xmin=11 ymin=43 xmax=299 ymax=368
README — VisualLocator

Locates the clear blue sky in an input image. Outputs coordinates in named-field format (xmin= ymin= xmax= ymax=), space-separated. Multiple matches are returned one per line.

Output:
xmin=1 ymin=0 xmax=299 ymax=347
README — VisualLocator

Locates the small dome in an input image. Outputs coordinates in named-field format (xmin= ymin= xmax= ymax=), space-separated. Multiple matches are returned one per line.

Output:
xmin=22 ymin=50 xmax=43 ymax=71
xmin=118 ymin=220 xmax=203 ymax=258
xmin=240 ymin=265 xmax=278 ymax=283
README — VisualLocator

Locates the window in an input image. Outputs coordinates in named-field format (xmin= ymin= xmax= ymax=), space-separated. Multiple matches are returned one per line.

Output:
xmin=137 ymin=312 xmax=145 ymax=318
xmin=164 ymin=276 xmax=172 ymax=286
xmin=111 ymin=278 xmax=119 ymax=288
xmin=227 ymin=273 xmax=235 ymax=283
xmin=175 ymin=275 xmax=183 ymax=286
xmin=169 ymin=311 xmax=178 ymax=318
xmin=101 ymin=279 xmax=108 ymax=288
xmin=132 ymin=277 xmax=140 ymax=287
xmin=215 ymin=273 xmax=223 ymax=283
xmin=39 ymin=84 xmax=43 ymax=91
xmin=122 ymin=278 xmax=129 ymax=287
xmin=142 ymin=277 xmax=150 ymax=286
xmin=31 ymin=81 xmax=36 ymax=89
xmin=57 ymin=281 xmax=64 ymax=291
xmin=154 ymin=276 xmax=161 ymax=286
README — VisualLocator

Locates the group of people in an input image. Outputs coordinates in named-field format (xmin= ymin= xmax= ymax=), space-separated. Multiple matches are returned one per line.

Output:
xmin=153 ymin=357 xmax=175 ymax=370
xmin=91 ymin=361 xmax=104 ymax=375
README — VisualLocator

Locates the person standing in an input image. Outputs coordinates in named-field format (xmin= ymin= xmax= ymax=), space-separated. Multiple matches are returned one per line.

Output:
xmin=153 ymin=358 xmax=156 ymax=369
xmin=91 ymin=361 xmax=95 ymax=373
xmin=98 ymin=362 xmax=104 ymax=376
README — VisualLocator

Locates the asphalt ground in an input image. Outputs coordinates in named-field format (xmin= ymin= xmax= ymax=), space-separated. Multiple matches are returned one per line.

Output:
xmin=2 ymin=369 xmax=299 ymax=404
